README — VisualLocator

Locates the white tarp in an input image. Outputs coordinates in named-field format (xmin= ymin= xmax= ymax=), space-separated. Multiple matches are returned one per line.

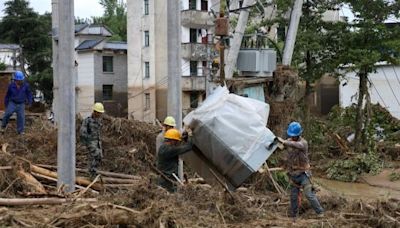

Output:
xmin=183 ymin=86 xmax=277 ymax=172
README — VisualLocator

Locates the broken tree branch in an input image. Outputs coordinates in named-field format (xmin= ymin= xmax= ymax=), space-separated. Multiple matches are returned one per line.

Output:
xmin=0 ymin=198 xmax=97 ymax=206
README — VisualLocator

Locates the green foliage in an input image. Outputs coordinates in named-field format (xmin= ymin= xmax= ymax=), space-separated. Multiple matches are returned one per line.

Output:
xmin=0 ymin=62 xmax=6 ymax=71
xmin=28 ymin=68 xmax=53 ymax=104
xmin=327 ymin=150 xmax=382 ymax=182
xmin=272 ymin=171 xmax=290 ymax=190
xmin=93 ymin=0 xmax=127 ymax=41
xmin=389 ymin=172 xmax=400 ymax=182
xmin=0 ymin=1 xmax=52 ymax=74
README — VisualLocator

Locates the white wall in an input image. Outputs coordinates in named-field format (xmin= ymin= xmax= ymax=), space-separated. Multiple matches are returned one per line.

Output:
xmin=76 ymin=52 xmax=95 ymax=117
xmin=340 ymin=65 xmax=400 ymax=119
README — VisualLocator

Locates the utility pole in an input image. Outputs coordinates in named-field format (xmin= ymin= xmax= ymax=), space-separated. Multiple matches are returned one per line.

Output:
xmin=52 ymin=0 xmax=59 ymax=123
xmin=216 ymin=0 xmax=228 ymax=84
xmin=167 ymin=0 xmax=183 ymax=180
xmin=225 ymin=0 xmax=255 ymax=80
xmin=282 ymin=0 xmax=303 ymax=66
xmin=57 ymin=0 xmax=76 ymax=192
xmin=205 ymin=33 xmax=213 ymax=96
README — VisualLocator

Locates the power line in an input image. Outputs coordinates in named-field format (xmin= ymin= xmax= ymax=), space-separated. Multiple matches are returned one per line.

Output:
xmin=368 ymin=78 xmax=388 ymax=108
xmin=381 ymin=67 xmax=400 ymax=107
xmin=392 ymin=66 xmax=400 ymax=87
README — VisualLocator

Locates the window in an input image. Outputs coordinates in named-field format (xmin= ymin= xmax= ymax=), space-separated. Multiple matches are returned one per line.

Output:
xmin=190 ymin=92 xmax=199 ymax=108
xmin=190 ymin=61 xmax=198 ymax=76
xmin=144 ymin=62 xmax=150 ymax=78
xmin=239 ymin=0 xmax=243 ymax=8
xmin=189 ymin=0 xmax=196 ymax=10
xmin=190 ymin=29 xmax=197 ymax=43
xmin=144 ymin=31 xmax=149 ymax=47
xmin=103 ymin=85 xmax=113 ymax=100
xmin=201 ymin=0 xmax=208 ymax=11
xmin=145 ymin=93 xmax=150 ymax=110
xmin=144 ymin=0 xmax=149 ymax=15
xmin=102 ymin=56 xmax=113 ymax=72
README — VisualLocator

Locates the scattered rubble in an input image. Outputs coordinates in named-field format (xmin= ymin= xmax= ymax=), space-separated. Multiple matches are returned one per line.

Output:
xmin=0 ymin=115 xmax=398 ymax=227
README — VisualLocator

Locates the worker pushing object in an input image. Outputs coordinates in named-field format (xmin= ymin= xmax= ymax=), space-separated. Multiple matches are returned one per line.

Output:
xmin=1 ymin=71 xmax=33 ymax=135
xmin=157 ymin=128 xmax=193 ymax=192
xmin=278 ymin=122 xmax=324 ymax=221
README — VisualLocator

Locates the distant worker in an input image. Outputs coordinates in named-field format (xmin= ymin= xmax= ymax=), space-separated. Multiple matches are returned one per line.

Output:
xmin=157 ymin=128 xmax=192 ymax=192
xmin=1 ymin=71 xmax=33 ymax=135
xmin=156 ymin=116 xmax=176 ymax=155
xmin=80 ymin=103 xmax=105 ymax=178
xmin=277 ymin=121 xmax=324 ymax=222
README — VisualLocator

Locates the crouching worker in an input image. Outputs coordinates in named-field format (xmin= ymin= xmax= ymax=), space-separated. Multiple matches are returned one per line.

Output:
xmin=157 ymin=128 xmax=192 ymax=192
xmin=278 ymin=121 xmax=324 ymax=222
xmin=80 ymin=103 xmax=105 ymax=178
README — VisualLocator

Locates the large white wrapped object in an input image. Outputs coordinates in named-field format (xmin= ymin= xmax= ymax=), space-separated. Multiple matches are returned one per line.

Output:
xmin=183 ymin=86 xmax=277 ymax=187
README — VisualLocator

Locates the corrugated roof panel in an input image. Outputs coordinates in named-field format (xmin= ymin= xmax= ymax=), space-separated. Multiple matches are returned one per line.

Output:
xmin=75 ymin=39 xmax=103 ymax=50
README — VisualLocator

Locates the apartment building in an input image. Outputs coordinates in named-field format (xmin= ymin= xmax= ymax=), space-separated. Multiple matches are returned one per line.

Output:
xmin=74 ymin=24 xmax=128 ymax=117
xmin=127 ymin=0 xmax=216 ymax=122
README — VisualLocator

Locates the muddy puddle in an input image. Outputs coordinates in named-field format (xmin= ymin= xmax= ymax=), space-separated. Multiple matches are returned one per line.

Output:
xmin=315 ymin=177 xmax=400 ymax=201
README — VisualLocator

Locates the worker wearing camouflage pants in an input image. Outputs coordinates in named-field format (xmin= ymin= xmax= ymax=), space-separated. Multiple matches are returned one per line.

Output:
xmin=80 ymin=103 xmax=105 ymax=178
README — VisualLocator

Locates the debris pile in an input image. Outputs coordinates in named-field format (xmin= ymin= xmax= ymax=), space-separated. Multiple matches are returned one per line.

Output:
xmin=0 ymin=116 xmax=399 ymax=227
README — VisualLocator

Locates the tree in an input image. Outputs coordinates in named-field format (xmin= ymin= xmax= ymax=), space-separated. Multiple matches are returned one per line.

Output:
xmin=335 ymin=0 xmax=400 ymax=151
xmin=0 ymin=0 xmax=53 ymax=103
xmin=291 ymin=0 xmax=343 ymax=124
xmin=93 ymin=0 xmax=127 ymax=41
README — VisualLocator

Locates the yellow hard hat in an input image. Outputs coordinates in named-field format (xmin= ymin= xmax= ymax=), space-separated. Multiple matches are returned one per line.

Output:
xmin=164 ymin=129 xmax=181 ymax=141
xmin=163 ymin=116 xmax=176 ymax=127
xmin=93 ymin=102 xmax=105 ymax=113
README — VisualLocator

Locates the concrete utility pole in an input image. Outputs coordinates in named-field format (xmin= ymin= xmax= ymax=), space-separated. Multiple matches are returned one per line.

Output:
xmin=225 ymin=0 xmax=256 ymax=80
xmin=57 ymin=0 xmax=76 ymax=192
xmin=217 ymin=0 xmax=227 ymax=84
xmin=52 ymin=0 xmax=59 ymax=123
xmin=205 ymin=33 xmax=213 ymax=96
xmin=282 ymin=0 xmax=303 ymax=66
xmin=167 ymin=0 xmax=183 ymax=180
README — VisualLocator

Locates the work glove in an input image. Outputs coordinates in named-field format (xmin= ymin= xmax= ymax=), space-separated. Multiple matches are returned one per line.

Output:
xmin=276 ymin=137 xmax=285 ymax=144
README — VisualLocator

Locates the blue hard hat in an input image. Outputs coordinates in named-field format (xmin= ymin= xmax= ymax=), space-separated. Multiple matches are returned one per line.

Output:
xmin=287 ymin=121 xmax=303 ymax=137
xmin=14 ymin=71 xmax=25 ymax=81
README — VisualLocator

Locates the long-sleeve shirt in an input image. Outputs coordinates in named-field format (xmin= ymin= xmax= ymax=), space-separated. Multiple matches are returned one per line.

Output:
xmin=284 ymin=137 xmax=310 ymax=175
xmin=155 ymin=130 xmax=165 ymax=156
xmin=157 ymin=139 xmax=193 ymax=177
xmin=4 ymin=82 xmax=33 ymax=107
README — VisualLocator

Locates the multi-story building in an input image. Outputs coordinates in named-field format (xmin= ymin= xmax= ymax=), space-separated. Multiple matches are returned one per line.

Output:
xmin=74 ymin=24 xmax=128 ymax=117
xmin=127 ymin=0 xmax=216 ymax=122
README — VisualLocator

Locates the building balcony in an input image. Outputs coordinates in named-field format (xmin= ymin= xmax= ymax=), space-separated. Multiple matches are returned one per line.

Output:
xmin=181 ymin=10 xmax=214 ymax=29
xmin=182 ymin=43 xmax=216 ymax=61
xmin=182 ymin=76 xmax=206 ymax=91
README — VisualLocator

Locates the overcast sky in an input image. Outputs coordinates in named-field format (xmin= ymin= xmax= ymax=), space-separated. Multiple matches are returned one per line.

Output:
xmin=0 ymin=0 xmax=104 ymax=19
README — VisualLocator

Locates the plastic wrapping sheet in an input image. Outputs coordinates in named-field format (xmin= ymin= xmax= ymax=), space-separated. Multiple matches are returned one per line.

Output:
xmin=183 ymin=86 xmax=277 ymax=188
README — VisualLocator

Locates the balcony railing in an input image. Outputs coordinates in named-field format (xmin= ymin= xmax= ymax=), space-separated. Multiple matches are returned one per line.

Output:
xmin=182 ymin=75 xmax=206 ymax=91
xmin=181 ymin=10 xmax=214 ymax=29
xmin=181 ymin=43 xmax=216 ymax=61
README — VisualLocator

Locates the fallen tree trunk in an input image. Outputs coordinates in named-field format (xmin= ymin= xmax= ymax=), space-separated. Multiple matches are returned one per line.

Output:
xmin=36 ymin=164 xmax=141 ymax=180
xmin=30 ymin=165 xmax=103 ymax=191
xmin=0 ymin=198 xmax=97 ymax=206
xmin=101 ymin=177 xmax=140 ymax=184
xmin=31 ymin=172 xmax=99 ymax=194
xmin=16 ymin=169 xmax=47 ymax=194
